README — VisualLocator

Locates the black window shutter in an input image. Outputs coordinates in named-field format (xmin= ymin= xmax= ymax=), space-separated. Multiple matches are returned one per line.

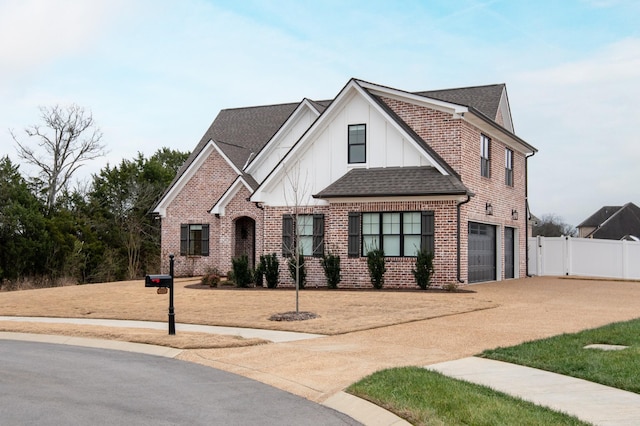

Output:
xmin=201 ymin=224 xmax=210 ymax=256
xmin=421 ymin=211 xmax=435 ymax=254
xmin=313 ymin=214 xmax=324 ymax=257
xmin=348 ymin=212 xmax=361 ymax=257
xmin=180 ymin=224 xmax=188 ymax=256
xmin=282 ymin=214 xmax=294 ymax=256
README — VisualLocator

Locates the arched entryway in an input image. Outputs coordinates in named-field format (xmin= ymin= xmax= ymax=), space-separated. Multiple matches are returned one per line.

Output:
xmin=234 ymin=216 xmax=256 ymax=269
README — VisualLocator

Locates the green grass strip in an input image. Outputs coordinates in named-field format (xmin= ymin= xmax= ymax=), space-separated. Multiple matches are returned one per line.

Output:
xmin=480 ymin=318 xmax=640 ymax=393
xmin=347 ymin=367 xmax=588 ymax=426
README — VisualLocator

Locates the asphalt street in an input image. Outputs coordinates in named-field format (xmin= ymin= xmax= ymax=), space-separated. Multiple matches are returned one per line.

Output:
xmin=0 ymin=340 xmax=360 ymax=425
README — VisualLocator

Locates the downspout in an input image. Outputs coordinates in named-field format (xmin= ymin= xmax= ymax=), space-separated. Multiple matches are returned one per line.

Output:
xmin=525 ymin=151 xmax=536 ymax=277
xmin=457 ymin=193 xmax=473 ymax=283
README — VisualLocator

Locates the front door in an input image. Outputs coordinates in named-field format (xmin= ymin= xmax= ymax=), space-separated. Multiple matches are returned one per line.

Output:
xmin=234 ymin=217 xmax=255 ymax=269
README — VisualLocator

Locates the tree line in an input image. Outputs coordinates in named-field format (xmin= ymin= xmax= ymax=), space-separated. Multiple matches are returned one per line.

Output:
xmin=1 ymin=104 xmax=188 ymax=289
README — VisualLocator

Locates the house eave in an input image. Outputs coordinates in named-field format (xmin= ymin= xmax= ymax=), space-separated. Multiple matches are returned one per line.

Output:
xmin=463 ymin=109 xmax=537 ymax=154
xmin=313 ymin=194 xmax=469 ymax=203
xmin=153 ymin=139 xmax=241 ymax=218
xmin=210 ymin=176 xmax=255 ymax=216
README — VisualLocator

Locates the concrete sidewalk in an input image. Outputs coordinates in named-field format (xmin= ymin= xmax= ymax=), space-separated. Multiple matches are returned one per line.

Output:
xmin=427 ymin=357 xmax=640 ymax=426
xmin=0 ymin=316 xmax=323 ymax=343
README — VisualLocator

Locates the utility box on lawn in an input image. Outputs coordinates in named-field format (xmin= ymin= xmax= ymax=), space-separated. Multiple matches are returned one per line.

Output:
xmin=145 ymin=274 xmax=173 ymax=288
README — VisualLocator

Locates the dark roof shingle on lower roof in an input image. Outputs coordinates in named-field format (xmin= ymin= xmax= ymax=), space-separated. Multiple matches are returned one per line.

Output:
xmin=314 ymin=166 xmax=468 ymax=199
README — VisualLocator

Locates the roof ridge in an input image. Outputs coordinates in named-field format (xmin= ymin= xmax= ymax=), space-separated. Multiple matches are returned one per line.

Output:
xmin=220 ymin=98 xmax=334 ymax=112
xmin=416 ymin=83 xmax=505 ymax=93
xmin=220 ymin=101 xmax=302 ymax=112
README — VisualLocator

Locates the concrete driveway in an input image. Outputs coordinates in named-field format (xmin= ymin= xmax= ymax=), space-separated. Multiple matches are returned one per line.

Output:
xmin=175 ymin=277 xmax=640 ymax=402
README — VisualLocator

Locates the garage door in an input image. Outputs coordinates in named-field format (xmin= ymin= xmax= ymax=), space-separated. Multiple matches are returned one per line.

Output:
xmin=468 ymin=222 xmax=496 ymax=283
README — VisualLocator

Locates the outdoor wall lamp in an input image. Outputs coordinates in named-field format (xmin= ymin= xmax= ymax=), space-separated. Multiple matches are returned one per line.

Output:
xmin=512 ymin=209 xmax=518 ymax=220
xmin=485 ymin=202 xmax=493 ymax=215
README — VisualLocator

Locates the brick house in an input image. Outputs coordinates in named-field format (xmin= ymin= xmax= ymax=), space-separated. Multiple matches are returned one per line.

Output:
xmin=153 ymin=79 xmax=537 ymax=287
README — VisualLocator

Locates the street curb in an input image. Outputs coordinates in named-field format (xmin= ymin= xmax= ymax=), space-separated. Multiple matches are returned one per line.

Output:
xmin=323 ymin=391 xmax=411 ymax=426
xmin=0 ymin=332 xmax=183 ymax=358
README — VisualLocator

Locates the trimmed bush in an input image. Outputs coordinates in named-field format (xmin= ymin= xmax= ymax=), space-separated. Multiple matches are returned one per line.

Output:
xmin=366 ymin=249 xmax=386 ymax=289
xmin=412 ymin=249 xmax=434 ymax=290
xmin=288 ymin=254 xmax=306 ymax=289
xmin=254 ymin=261 xmax=264 ymax=287
xmin=231 ymin=255 xmax=252 ymax=288
xmin=261 ymin=253 xmax=279 ymax=289
xmin=201 ymin=268 xmax=221 ymax=287
xmin=321 ymin=253 xmax=341 ymax=289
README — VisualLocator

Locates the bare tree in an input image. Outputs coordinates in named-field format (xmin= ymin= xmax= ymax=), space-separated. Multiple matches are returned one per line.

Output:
xmin=11 ymin=104 xmax=106 ymax=212
xmin=282 ymin=163 xmax=323 ymax=314
xmin=532 ymin=213 xmax=577 ymax=237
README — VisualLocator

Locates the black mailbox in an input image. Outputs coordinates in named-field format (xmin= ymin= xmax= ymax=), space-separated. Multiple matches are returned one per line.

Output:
xmin=145 ymin=274 xmax=173 ymax=288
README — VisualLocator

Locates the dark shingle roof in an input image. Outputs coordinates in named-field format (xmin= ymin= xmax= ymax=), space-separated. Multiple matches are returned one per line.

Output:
xmin=202 ymin=102 xmax=302 ymax=169
xmin=583 ymin=203 xmax=640 ymax=240
xmin=414 ymin=84 xmax=505 ymax=121
xmin=314 ymin=166 xmax=468 ymax=199
xmin=156 ymin=81 xmax=509 ymax=211
xmin=577 ymin=206 xmax=622 ymax=228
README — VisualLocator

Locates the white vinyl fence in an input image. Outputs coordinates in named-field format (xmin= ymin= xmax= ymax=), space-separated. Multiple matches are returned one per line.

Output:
xmin=528 ymin=236 xmax=640 ymax=280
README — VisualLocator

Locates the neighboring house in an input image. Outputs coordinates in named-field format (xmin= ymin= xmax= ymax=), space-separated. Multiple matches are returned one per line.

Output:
xmin=153 ymin=78 xmax=537 ymax=287
xmin=577 ymin=202 xmax=640 ymax=240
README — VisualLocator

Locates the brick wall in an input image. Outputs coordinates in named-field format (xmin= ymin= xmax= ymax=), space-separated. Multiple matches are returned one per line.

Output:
xmin=261 ymin=200 xmax=458 ymax=289
xmin=457 ymin=119 xmax=527 ymax=280
xmin=381 ymin=97 xmax=463 ymax=172
xmin=160 ymin=148 xmax=262 ymax=277
xmin=383 ymin=97 xmax=528 ymax=283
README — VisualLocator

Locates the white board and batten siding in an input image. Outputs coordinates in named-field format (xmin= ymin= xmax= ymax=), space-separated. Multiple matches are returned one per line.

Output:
xmin=528 ymin=236 xmax=640 ymax=280
xmin=257 ymin=91 xmax=436 ymax=207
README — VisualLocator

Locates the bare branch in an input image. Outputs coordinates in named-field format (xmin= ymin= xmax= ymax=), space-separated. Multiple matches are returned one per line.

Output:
xmin=11 ymin=104 xmax=106 ymax=211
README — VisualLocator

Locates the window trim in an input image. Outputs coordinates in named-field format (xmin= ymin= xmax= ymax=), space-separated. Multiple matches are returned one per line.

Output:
xmin=505 ymin=148 xmax=514 ymax=187
xmin=348 ymin=124 xmax=366 ymax=164
xmin=180 ymin=223 xmax=210 ymax=256
xmin=481 ymin=134 xmax=491 ymax=178
xmin=353 ymin=211 xmax=434 ymax=257
xmin=282 ymin=214 xmax=324 ymax=257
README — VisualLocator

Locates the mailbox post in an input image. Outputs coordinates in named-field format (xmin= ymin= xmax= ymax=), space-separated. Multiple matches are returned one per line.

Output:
xmin=144 ymin=254 xmax=176 ymax=335
xmin=168 ymin=254 xmax=175 ymax=335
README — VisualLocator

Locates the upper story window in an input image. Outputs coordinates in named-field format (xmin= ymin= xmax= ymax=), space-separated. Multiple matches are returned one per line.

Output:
xmin=505 ymin=148 xmax=514 ymax=187
xmin=348 ymin=124 xmax=366 ymax=164
xmin=481 ymin=134 xmax=491 ymax=178
xmin=180 ymin=224 xmax=209 ymax=256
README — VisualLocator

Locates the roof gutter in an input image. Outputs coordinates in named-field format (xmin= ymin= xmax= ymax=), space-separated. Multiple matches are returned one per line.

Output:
xmin=457 ymin=192 xmax=474 ymax=283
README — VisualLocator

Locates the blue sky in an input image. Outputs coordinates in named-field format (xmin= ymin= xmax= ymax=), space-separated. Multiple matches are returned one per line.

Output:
xmin=1 ymin=0 xmax=639 ymax=226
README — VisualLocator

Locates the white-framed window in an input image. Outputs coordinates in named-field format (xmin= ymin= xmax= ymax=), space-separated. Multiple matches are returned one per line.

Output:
xmin=348 ymin=124 xmax=366 ymax=164
xmin=505 ymin=148 xmax=514 ymax=187
xmin=481 ymin=134 xmax=491 ymax=178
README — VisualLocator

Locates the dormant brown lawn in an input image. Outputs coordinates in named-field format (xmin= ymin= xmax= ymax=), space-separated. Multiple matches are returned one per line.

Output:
xmin=0 ymin=278 xmax=496 ymax=347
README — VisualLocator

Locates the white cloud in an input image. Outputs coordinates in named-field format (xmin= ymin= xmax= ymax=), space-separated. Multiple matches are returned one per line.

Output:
xmin=0 ymin=0 xmax=123 ymax=78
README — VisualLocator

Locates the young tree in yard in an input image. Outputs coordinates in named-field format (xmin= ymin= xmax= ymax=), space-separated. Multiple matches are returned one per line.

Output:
xmin=10 ymin=104 xmax=106 ymax=212
xmin=532 ymin=214 xmax=577 ymax=237
xmin=282 ymin=164 xmax=323 ymax=314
